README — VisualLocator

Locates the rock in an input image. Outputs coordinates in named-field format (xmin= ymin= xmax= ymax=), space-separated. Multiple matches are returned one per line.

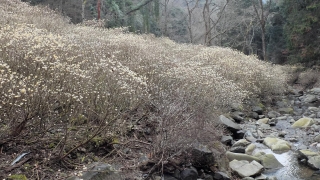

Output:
xmin=308 ymin=107 xmax=320 ymax=112
xmin=278 ymin=131 xmax=287 ymax=138
xmin=267 ymin=176 xmax=278 ymax=180
xmin=235 ymin=130 xmax=246 ymax=139
xmin=252 ymin=106 xmax=263 ymax=115
xmin=180 ymin=167 xmax=198 ymax=180
xmin=263 ymin=137 xmax=291 ymax=151
xmin=219 ymin=115 xmax=241 ymax=131
xmin=317 ymin=112 xmax=320 ymax=118
xmin=257 ymin=118 xmax=269 ymax=124
xmin=308 ymin=156 xmax=320 ymax=170
xmin=231 ymin=112 xmax=245 ymax=123
xmin=298 ymin=149 xmax=319 ymax=160
xmin=213 ymin=172 xmax=230 ymax=180
xmin=245 ymin=144 xmax=256 ymax=155
xmin=259 ymin=115 xmax=265 ymax=119
xmin=268 ymin=118 xmax=278 ymax=126
xmin=221 ymin=136 xmax=233 ymax=145
xmin=258 ymin=154 xmax=283 ymax=169
xmin=278 ymin=107 xmax=294 ymax=114
xmin=259 ymin=123 xmax=271 ymax=130
xmin=163 ymin=174 xmax=179 ymax=180
xmin=229 ymin=160 xmax=264 ymax=178
xmin=311 ymin=88 xmax=320 ymax=94
xmin=249 ymin=112 xmax=259 ymax=120
xmin=303 ymin=95 xmax=317 ymax=103
xmin=314 ymin=134 xmax=320 ymax=143
xmin=67 ymin=162 xmax=121 ymax=180
xmin=191 ymin=143 xmax=214 ymax=167
xmin=241 ymin=178 xmax=254 ymax=180
xmin=267 ymin=111 xmax=280 ymax=119
xmin=226 ymin=151 xmax=261 ymax=163
xmin=233 ymin=139 xmax=250 ymax=147
xmin=255 ymin=174 xmax=268 ymax=180
xmin=230 ymin=146 xmax=246 ymax=153
xmin=231 ymin=103 xmax=243 ymax=112
xmin=292 ymin=117 xmax=314 ymax=128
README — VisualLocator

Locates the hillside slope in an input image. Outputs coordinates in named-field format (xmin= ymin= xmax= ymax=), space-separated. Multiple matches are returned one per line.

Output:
xmin=0 ymin=0 xmax=288 ymax=179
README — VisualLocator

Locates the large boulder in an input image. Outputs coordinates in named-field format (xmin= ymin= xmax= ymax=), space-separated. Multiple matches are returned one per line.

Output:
xmin=219 ymin=115 xmax=241 ymax=131
xmin=229 ymin=160 xmax=263 ymax=178
xmin=263 ymin=137 xmax=291 ymax=151
xmin=292 ymin=117 xmax=314 ymax=128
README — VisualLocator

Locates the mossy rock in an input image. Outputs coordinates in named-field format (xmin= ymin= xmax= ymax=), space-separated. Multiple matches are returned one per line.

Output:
xmin=292 ymin=117 xmax=314 ymax=128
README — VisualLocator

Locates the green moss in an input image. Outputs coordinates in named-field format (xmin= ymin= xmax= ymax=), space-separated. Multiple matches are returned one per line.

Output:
xmin=8 ymin=174 xmax=27 ymax=180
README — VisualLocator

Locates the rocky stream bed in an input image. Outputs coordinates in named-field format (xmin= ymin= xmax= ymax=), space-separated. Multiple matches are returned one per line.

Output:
xmin=64 ymin=87 xmax=320 ymax=180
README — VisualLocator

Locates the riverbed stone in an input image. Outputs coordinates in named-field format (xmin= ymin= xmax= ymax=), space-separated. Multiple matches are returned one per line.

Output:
xmin=278 ymin=107 xmax=294 ymax=114
xmin=245 ymin=144 xmax=256 ymax=155
xmin=303 ymin=95 xmax=317 ymax=103
xmin=267 ymin=111 xmax=280 ymax=119
xmin=252 ymin=106 xmax=263 ymax=115
xmin=308 ymin=156 xmax=320 ymax=170
xmin=221 ymin=136 xmax=233 ymax=145
xmin=258 ymin=154 xmax=283 ymax=169
xmin=219 ymin=115 xmax=241 ymax=131
xmin=292 ymin=117 xmax=314 ymax=128
xmin=226 ymin=151 xmax=261 ymax=163
xmin=213 ymin=172 xmax=230 ymax=180
xmin=229 ymin=160 xmax=263 ymax=178
xmin=314 ymin=134 xmax=320 ymax=143
xmin=233 ymin=139 xmax=250 ymax=147
xmin=263 ymin=137 xmax=291 ymax=151
xmin=311 ymin=88 xmax=320 ymax=94
xmin=231 ymin=111 xmax=245 ymax=122
xmin=298 ymin=149 xmax=319 ymax=159
xmin=258 ymin=118 xmax=269 ymax=124
xmin=180 ymin=167 xmax=198 ymax=180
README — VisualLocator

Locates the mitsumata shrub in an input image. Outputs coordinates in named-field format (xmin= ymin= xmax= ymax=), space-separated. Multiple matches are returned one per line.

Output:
xmin=0 ymin=0 xmax=288 ymax=172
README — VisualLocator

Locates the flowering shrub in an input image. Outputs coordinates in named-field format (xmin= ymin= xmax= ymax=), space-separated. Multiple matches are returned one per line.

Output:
xmin=0 ymin=0 xmax=288 ymax=177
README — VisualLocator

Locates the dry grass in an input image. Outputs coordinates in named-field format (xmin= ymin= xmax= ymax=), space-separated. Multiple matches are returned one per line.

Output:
xmin=0 ymin=0 xmax=288 ymax=178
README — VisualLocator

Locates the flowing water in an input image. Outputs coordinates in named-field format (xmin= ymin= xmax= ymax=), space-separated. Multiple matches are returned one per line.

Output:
xmin=252 ymin=119 xmax=320 ymax=180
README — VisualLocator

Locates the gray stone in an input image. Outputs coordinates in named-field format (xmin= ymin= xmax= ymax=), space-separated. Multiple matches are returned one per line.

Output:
xmin=213 ymin=172 xmax=230 ymax=180
xmin=268 ymin=118 xmax=278 ymax=126
xmin=221 ymin=136 xmax=233 ymax=145
xmin=233 ymin=139 xmax=250 ymax=147
xmin=304 ymin=95 xmax=318 ymax=103
xmin=255 ymin=174 xmax=268 ymax=180
xmin=191 ymin=143 xmax=214 ymax=167
xmin=315 ymin=134 xmax=320 ymax=143
xmin=259 ymin=115 xmax=265 ymax=119
xmin=231 ymin=112 xmax=245 ymax=122
xmin=267 ymin=177 xmax=278 ymax=180
xmin=267 ymin=111 xmax=280 ymax=119
xmin=219 ymin=115 xmax=241 ymax=131
xmin=278 ymin=107 xmax=294 ymax=114
xmin=241 ymin=178 xmax=254 ymax=180
xmin=229 ymin=160 xmax=263 ymax=178
xmin=297 ymin=149 xmax=319 ymax=160
xmin=258 ymin=154 xmax=283 ymax=169
xmin=230 ymin=146 xmax=246 ymax=153
xmin=311 ymin=88 xmax=320 ymax=94
xmin=163 ymin=174 xmax=179 ymax=180
xmin=250 ymin=112 xmax=259 ymax=119
xmin=69 ymin=162 xmax=121 ymax=180
xmin=231 ymin=103 xmax=243 ymax=112
xmin=308 ymin=107 xmax=320 ymax=112
xmin=308 ymin=156 xmax=320 ymax=170
xmin=317 ymin=112 xmax=320 ymax=118
xmin=180 ymin=167 xmax=198 ymax=180
xmin=252 ymin=106 xmax=263 ymax=115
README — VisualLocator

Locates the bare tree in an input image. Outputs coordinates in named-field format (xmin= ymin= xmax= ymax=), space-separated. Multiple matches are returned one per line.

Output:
xmin=252 ymin=0 xmax=272 ymax=61
xmin=202 ymin=0 xmax=229 ymax=46
xmin=184 ymin=0 xmax=200 ymax=43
